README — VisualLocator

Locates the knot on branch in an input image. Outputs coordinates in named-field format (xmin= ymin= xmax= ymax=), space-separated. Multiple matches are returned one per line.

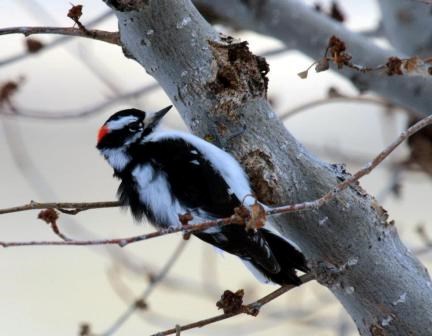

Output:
xmin=370 ymin=199 xmax=392 ymax=227
xmin=369 ymin=323 xmax=387 ymax=336
xmin=241 ymin=150 xmax=280 ymax=205
xmin=231 ymin=202 xmax=267 ymax=230
xmin=330 ymin=163 xmax=369 ymax=198
xmin=134 ymin=298 xmax=148 ymax=310
xmin=207 ymin=39 xmax=269 ymax=121
xmin=312 ymin=257 xmax=358 ymax=289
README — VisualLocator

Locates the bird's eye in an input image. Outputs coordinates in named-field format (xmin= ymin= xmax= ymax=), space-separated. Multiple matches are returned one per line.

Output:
xmin=128 ymin=122 xmax=143 ymax=132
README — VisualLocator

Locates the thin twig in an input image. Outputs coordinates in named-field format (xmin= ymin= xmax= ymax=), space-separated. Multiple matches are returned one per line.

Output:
xmin=6 ymin=83 xmax=159 ymax=120
xmin=151 ymin=273 xmax=314 ymax=336
xmin=0 ymin=217 xmax=236 ymax=248
xmin=101 ymin=240 xmax=189 ymax=336
xmin=0 ymin=200 xmax=120 ymax=215
xmin=1 ymin=114 xmax=432 ymax=248
xmin=0 ymin=26 xmax=120 ymax=45
xmin=279 ymin=96 xmax=422 ymax=121
xmin=0 ymin=10 xmax=113 ymax=67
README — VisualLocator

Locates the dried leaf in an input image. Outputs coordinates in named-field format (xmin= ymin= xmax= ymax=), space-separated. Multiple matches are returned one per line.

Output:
xmin=403 ymin=56 xmax=421 ymax=73
xmin=315 ymin=57 xmax=330 ymax=72
xmin=328 ymin=35 xmax=346 ymax=54
xmin=297 ymin=70 xmax=309 ymax=79
xmin=25 ymin=38 xmax=44 ymax=53
xmin=231 ymin=205 xmax=250 ymax=224
xmin=67 ymin=4 xmax=83 ymax=22
xmin=134 ymin=299 xmax=148 ymax=310
xmin=330 ymin=1 xmax=345 ymax=22
xmin=79 ymin=323 xmax=91 ymax=336
xmin=216 ymin=289 xmax=244 ymax=314
xmin=328 ymin=35 xmax=351 ymax=68
xmin=179 ymin=212 xmax=193 ymax=226
xmin=38 ymin=208 xmax=58 ymax=225
xmin=386 ymin=57 xmax=403 ymax=76
xmin=0 ymin=78 xmax=24 ymax=107
xmin=245 ymin=202 xmax=266 ymax=230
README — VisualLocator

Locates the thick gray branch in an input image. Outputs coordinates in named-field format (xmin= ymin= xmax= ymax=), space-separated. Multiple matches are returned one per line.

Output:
xmin=194 ymin=0 xmax=432 ymax=117
xmin=378 ymin=0 xmax=432 ymax=56
xmin=103 ymin=0 xmax=432 ymax=335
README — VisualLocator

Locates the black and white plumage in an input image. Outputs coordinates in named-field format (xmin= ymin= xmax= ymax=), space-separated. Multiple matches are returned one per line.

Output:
xmin=96 ymin=106 xmax=308 ymax=285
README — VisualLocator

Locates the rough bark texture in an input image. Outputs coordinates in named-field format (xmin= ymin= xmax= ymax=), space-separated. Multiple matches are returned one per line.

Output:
xmin=378 ymin=0 xmax=432 ymax=56
xmin=194 ymin=0 xmax=432 ymax=117
xmin=103 ymin=0 xmax=432 ymax=335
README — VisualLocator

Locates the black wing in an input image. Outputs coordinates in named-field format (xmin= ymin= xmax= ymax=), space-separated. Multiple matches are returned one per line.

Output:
xmin=135 ymin=138 xmax=241 ymax=218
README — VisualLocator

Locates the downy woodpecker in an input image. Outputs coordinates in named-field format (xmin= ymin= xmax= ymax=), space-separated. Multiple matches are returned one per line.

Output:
xmin=96 ymin=106 xmax=307 ymax=285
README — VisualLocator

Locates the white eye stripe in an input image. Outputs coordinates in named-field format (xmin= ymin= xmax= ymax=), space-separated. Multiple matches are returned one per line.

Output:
xmin=107 ymin=116 xmax=139 ymax=130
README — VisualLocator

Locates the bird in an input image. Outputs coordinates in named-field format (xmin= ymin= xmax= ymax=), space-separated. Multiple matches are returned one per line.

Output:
xmin=96 ymin=105 xmax=308 ymax=285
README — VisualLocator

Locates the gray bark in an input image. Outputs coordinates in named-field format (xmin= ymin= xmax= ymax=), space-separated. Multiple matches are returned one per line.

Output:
xmin=194 ymin=0 xmax=432 ymax=117
xmin=378 ymin=0 xmax=432 ymax=56
xmin=103 ymin=0 xmax=432 ymax=335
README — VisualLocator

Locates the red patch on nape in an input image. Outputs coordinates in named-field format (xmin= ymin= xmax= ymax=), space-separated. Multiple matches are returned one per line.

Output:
xmin=97 ymin=126 xmax=109 ymax=143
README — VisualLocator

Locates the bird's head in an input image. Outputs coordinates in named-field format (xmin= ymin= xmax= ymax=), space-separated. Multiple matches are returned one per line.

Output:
xmin=96 ymin=106 xmax=172 ymax=151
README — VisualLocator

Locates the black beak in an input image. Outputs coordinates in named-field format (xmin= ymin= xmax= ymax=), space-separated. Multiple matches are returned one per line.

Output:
xmin=146 ymin=105 xmax=173 ymax=130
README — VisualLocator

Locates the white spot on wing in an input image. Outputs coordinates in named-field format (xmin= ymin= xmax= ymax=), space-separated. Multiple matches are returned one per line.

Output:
xmin=146 ymin=131 xmax=254 ymax=205
xmin=107 ymin=116 xmax=138 ymax=130
xmin=264 ymin=223 xmax=303 ymax=252
xmin=190 ymin=160 xmax=200 ymax=165
xmin=132 ymin=164 xmax=184 ymax=228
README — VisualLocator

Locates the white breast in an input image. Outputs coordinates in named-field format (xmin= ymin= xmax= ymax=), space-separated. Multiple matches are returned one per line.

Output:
xmin=102 ymin=149 xmax=131 ymax=171
xmin=132 ymin=164 xmax=185 ymax=228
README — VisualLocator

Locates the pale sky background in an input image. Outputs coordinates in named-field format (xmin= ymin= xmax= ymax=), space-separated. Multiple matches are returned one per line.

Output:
xmin=0 ymin=1 xmax=431 ymax=335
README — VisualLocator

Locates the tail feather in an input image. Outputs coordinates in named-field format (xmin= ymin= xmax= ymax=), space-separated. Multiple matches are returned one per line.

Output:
xmin=195 ymin=225 xmax=308 ymax=286
xmin=252 ymin=228 xmax=309 ymax=285
xmin=260 ymin=228 xmax=309 ymax=273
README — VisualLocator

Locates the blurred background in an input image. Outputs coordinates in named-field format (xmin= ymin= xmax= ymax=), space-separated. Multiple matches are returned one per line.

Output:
xmin=0 ymin=0 xmax=431 ymax=335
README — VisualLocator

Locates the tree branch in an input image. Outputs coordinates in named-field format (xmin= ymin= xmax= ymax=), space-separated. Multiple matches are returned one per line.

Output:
xmin=194 ymin=0 xmax=432 ymax=117
xmin=377 ymin=0 xmax=432 ymax=56
xmin=151 ymin=273 xmax=314 ymax=336
xmin=279 ymin=94 xmax=420 ymax=121
xmin=0 ymin=26 xmax=120 ymax=45
xmin=0 ymin=218 xmax=235 ymax=248
xmin=0 ymin=200 xmax=120 ymax=215
xmin=0 ymin=10 xmax=113 ymax=67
